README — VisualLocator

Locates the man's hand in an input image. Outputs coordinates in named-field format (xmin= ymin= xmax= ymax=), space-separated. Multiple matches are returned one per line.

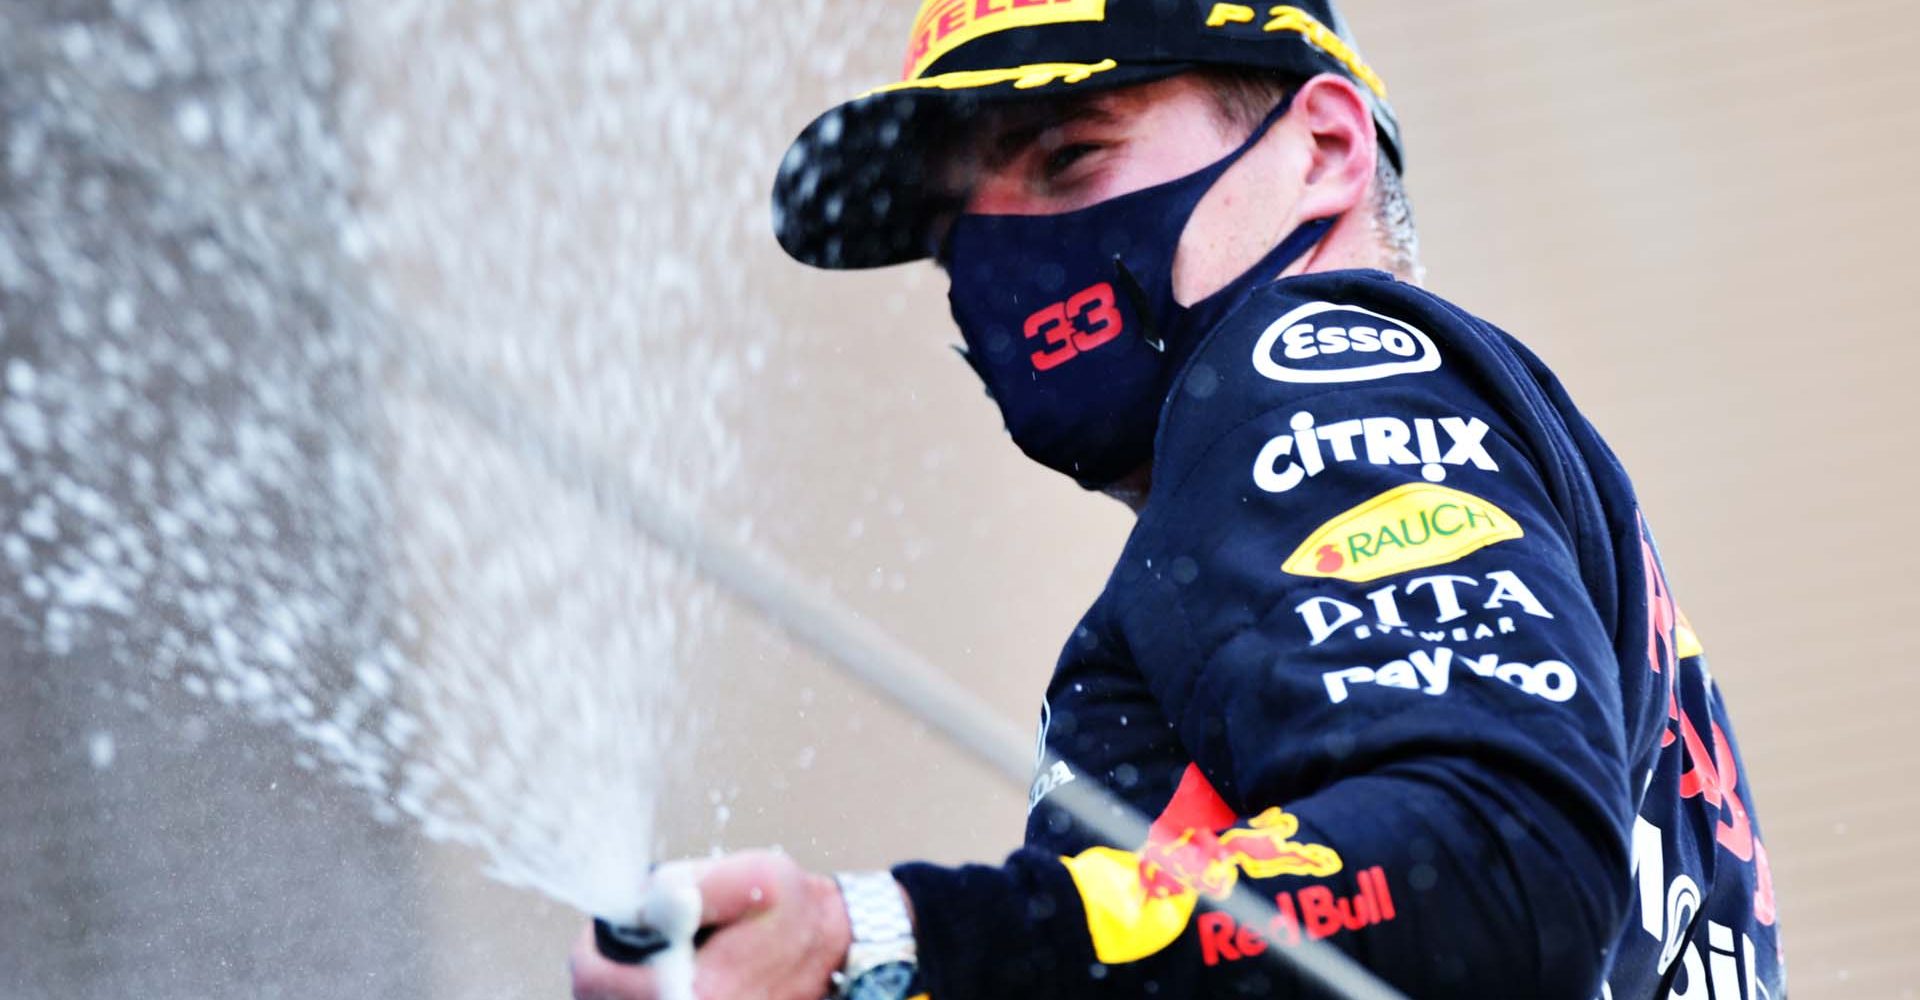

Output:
xmin=569 ymin=850 xmax=852 ymax=1000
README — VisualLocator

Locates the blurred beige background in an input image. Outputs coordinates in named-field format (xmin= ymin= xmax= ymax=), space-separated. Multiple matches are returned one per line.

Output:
xmin=3 ymin=1 xmax=1914 ymax=998
xmin=372 ymin=0 xmax=1920 ymax=995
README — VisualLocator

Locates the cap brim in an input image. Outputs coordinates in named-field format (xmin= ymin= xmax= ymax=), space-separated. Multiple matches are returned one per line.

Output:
xmin=772 ymin=61 xmax=1187 ymax=270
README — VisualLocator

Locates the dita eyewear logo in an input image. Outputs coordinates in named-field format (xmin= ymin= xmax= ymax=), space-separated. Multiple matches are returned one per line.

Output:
xmin=1293 ymin=569 xmax=1555 ymax=647
xmin=1028 ymin=697 xmax=1074 ymax=813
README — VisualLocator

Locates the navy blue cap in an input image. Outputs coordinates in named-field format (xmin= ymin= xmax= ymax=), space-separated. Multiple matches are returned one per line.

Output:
xmin=773 ymin=1 xmax=1402 ymax=270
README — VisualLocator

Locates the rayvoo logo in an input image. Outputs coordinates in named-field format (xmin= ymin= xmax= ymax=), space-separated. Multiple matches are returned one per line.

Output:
xmin=1252 ymin=301 xmax=1441 ymax=384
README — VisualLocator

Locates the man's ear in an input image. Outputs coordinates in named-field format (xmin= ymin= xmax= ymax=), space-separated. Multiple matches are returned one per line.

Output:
xmin=1288 ymin=73 xmax=1379 ymax=223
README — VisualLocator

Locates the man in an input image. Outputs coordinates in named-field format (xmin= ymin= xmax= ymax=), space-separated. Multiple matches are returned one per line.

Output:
xmin=571 ymin=3 xmax=1783 ymax=998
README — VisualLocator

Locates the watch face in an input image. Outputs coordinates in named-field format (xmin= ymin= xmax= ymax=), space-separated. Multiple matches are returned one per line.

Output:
xmin=846 ymin=961 xmax=917 ymax=1000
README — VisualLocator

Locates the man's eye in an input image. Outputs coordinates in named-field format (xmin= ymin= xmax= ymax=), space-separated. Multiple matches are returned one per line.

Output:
xmin=1042 ymin=143 xmax=1099 ymax=179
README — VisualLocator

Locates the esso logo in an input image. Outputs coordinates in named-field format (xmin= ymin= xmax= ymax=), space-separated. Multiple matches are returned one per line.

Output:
xmin=1252 ymin=301 xmax=1441 ymax=384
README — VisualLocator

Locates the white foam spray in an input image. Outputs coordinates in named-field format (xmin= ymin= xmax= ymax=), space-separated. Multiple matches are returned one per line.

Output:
xmin=0 ymin=0 xmax=881 ymax=928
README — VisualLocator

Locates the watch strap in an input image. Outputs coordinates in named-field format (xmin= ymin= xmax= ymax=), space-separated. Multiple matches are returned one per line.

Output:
xmin=833 ymin=871 xmax=918 ymax=996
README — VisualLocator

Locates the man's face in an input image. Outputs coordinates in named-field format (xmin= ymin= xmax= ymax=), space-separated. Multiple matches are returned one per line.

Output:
xmin=934 ymin=74 xmax=1311 ymax=306
xmin=944 ymin=75 xmax=1246 ymax=218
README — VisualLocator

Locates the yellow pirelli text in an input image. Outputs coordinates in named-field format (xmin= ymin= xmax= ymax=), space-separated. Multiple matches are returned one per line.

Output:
xmin=1282 ymin=482 xmax=1522 ymax=583
xmin=1202 ymin=4 xmax=1388 ymax=98
xmin=865 ymin=59 xmax=1118 ymax=96
xmin=900 ymin=0 xmax=1107 ymax=82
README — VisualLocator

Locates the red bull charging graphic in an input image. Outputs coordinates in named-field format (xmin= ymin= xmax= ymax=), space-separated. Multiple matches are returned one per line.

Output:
xmin=1060 ymin=764 xmax=1395 ymax=965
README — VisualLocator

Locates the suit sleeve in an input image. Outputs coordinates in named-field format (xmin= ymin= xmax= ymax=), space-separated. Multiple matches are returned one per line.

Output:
xmin=894 ymin=347 xmax=1635 ymax=997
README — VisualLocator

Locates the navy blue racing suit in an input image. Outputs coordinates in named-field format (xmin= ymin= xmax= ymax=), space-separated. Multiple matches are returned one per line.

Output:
xmin=891 ymin=269 xmax=1784 ymax=999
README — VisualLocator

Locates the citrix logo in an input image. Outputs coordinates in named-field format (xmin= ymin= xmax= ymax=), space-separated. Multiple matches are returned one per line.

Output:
xmin=1253 ymin=410 xmax=1497 ymax=494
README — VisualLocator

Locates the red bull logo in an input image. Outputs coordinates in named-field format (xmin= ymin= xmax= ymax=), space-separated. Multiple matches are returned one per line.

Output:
xmin=1197 ymin=867 xmax=1397 ymax=966
xmin=1638 ymin=515 xmax=1776 ymax=928
xmin=1060 ymin=764 xmax=1394 ymax=964
xmin=1136 ymin=793 xmax=1341 ymax=900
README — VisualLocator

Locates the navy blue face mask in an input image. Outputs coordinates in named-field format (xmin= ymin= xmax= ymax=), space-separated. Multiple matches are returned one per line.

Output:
xmin=943 ymin=94 xmax=1334 ymax=489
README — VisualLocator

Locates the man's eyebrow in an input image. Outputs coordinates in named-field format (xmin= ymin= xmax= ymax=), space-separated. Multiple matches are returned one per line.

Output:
xmin=986 ymin=103 xmax=1116 ymax=166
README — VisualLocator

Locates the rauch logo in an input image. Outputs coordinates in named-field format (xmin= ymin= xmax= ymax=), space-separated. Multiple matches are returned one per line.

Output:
xmin=1282 ymin=483 xmax=1523 ymax=583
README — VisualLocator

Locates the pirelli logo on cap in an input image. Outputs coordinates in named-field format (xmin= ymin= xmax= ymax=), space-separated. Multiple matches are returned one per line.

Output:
xmin=1204 ymin=4 xmax=1388 ymax=99
xmin=901 ymin=0 xmax=1108 ymax=81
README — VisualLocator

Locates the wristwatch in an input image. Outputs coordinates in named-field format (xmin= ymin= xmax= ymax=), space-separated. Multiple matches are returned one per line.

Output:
xmin=831 ymin=871 xmax=920 ymax=1000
